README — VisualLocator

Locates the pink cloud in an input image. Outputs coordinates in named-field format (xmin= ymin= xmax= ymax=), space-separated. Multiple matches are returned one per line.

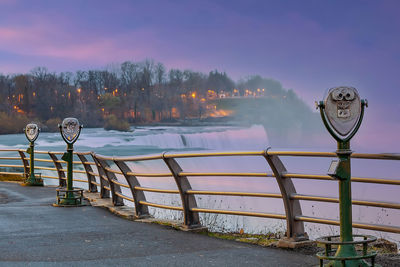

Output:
xmin=0 ymin=22 xmax=160 ymax=64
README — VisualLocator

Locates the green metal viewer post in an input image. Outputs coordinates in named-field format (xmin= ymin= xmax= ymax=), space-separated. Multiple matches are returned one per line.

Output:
xmin=54 ymin=117 xmax=84 ymax=206
xmin=23 ymin=123 xmax=43 ymax=186
xmin=316 ymin=87 xmax=378 ymax=266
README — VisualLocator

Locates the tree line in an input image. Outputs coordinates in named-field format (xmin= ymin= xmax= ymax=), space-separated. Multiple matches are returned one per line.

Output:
xmin=0 ymin=59 xmax=311 ymax=133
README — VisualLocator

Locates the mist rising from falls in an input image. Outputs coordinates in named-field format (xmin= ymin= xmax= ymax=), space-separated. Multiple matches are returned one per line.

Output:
xmin=131 ymin=125 xmax=268 ymax=150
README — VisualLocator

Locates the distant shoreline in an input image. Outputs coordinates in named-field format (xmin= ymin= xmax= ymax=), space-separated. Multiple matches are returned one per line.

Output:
xmin=0 ymin=119 xmax=248 ymax=135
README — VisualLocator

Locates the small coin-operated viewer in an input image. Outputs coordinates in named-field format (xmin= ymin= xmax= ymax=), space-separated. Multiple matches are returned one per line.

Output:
xmin=316 ymin=87 xmax=378 ymax=266
xmin=23 ymin=123 xmax=43 ymax=186
xmin=53 ymin=118 xmax=84 ymax=207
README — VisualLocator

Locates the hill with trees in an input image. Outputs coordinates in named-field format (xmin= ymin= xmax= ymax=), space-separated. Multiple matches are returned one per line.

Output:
xmin=0 ymin=60 xmax=321 ymax=140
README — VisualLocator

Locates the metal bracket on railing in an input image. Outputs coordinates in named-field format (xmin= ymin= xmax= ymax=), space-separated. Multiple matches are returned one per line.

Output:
xmin=18 ymin=149 xmax=30 ymax=179
xmin=264 ymin=148 xmax=307 ymax=242
xmin=48 ymin=152 xmax=66 ymax=187
xmin=114 ymin=160 xmax=150 ymax=218
xmin=92 ymin=155 xmax=123 ymax=206
xmin=76 ymin=152 xmax=98 ymax=193
xmin=92 ymin=153 xmax=110 ymax=198
xmin=92 ymin=153 xmax=111 ymax=199
xmin=162 ymin=152 xmax=202 ymax=229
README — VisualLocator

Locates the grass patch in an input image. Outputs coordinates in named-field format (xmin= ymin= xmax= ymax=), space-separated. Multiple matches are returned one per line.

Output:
xmin=149 ymin=219 xmax=280 ymax=247
xmin=316 ymin=238 xmax=398 ymax=255
xmin=152 ymin=220 xmax=179 ymax=229
xmin=0 ymin=174 xmax=25 ymax=182
xmin=204 ymin=231 xmax=279 ymax=247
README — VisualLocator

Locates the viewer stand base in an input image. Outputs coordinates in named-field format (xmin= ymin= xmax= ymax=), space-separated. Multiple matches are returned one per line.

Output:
xmin=316 ymin=234 xmax=380 ymax=267
xmin=53 ymin=187 xmax=86 ymax=207
xmin=22 ymin=173 xmax=43 ymax=186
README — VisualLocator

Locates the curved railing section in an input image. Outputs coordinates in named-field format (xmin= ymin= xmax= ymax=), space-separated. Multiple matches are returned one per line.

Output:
xmin=0 ymin=148 xmax=399 ymax=241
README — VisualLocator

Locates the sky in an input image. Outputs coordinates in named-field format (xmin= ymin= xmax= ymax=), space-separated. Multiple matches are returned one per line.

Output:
xmin=0 ymin=0 xmax=399 ymax=151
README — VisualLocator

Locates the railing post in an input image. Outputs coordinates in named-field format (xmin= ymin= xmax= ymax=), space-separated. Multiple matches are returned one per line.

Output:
xmin=76 ymin=152 xmax=98 ymax=192
xmin=114 ymin=160 xmax=150 ymax=218
xmin=92 ymin=155 xmax=124 ymax=206
xmin=18 ymin=150 xmax=29 ymax=179
xmin=92 ymin=154 xmax=111 ymax=199
xmin=264 ymin=149 xmax=307 ymax=243
xmin=48 ymin=152 xmax=66 ymax=187
xmin=162 ymin=153 xmax=202 ymax=229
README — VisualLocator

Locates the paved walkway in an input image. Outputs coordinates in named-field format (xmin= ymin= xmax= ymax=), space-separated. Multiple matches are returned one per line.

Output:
xmin=0 ymin=182 xmax=318 ymax=266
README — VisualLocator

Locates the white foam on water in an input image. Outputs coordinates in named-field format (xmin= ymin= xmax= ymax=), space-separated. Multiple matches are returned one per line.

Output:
xmin=128 ymin=124 xmax=268 ymax=150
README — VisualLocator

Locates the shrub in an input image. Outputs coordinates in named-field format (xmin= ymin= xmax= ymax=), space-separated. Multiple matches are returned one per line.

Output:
xmin=43 ymin=118 xmax=62 ymax=132
xmin=103 ymin=114 xmax=131 ymax=131
xmin=0 ymin=112 xmax=29 ymax=134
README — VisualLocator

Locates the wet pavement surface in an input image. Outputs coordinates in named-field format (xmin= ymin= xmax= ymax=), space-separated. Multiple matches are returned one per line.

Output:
xmin=0 ymin=181 xmax=318 ymax=266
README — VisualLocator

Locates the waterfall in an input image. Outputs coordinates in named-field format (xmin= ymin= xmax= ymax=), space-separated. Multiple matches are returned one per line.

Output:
xmin=131 ymin=125 xmax=269 ymax=150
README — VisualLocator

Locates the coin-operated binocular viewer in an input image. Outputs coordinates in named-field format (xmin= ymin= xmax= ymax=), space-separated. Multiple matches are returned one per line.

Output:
xmin=316 ymin=87 xmax=378 ymax=266
xmin=23 ymin=123 xmax=43 ymax=186
xmin=54 ymin=118 xmax=84 ymax=206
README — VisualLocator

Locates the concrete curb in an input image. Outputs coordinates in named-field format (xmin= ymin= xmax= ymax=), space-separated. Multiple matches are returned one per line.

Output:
xmin=83 ymin=192 xmax=201 ymax=232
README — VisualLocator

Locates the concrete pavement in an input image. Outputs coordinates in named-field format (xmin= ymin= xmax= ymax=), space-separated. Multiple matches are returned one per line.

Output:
xmin=0 ymin=181 xmax=318 ymax=266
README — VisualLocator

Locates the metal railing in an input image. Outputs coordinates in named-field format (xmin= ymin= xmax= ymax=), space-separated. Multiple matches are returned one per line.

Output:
xmin=0 ymin=148 xmax=399 ymax=240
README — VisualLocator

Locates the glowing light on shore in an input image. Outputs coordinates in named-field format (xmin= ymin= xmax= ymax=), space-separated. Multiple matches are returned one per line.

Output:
xmin=209 ymin=109 xmax=233 ymax=117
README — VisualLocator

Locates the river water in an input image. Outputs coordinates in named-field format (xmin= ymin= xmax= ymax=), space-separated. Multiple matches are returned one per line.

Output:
xmin=0 ymin=125 xmax=398 ymax=245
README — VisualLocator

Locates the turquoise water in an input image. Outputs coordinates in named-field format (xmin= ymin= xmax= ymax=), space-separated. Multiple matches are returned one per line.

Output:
xmin=0 ymin=125 xmax=268 ymax=154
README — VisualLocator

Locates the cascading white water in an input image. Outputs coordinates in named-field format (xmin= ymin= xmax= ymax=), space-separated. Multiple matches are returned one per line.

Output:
xmin=126 ymin=125 xmax=269 ymax=150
